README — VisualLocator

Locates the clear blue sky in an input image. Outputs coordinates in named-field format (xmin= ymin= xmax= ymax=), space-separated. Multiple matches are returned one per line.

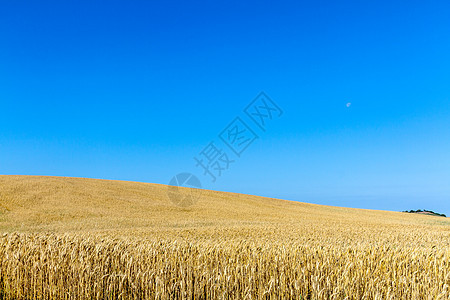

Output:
xmin=1 ymin=1 xmax=449 ymax=215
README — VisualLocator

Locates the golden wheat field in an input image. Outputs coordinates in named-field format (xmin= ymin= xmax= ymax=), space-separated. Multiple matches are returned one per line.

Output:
xmin=0 ymin=175 xmax=449 ymax=299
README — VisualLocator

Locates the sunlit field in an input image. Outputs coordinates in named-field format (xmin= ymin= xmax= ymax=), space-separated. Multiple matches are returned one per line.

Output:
xmin=1 ymin=176 xmax=449 ymax=299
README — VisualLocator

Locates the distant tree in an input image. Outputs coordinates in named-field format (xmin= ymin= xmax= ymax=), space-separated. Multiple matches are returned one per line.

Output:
xmin=402 ymin=209 xmax=446 ymax=217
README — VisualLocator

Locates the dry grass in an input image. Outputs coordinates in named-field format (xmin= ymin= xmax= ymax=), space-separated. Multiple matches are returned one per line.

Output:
xmin=0 ymin=175 xmax=449 ymax=299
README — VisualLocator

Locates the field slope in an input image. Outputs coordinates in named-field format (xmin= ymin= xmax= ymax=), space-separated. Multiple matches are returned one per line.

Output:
xmin=0 ymin=175 xmax=449 ymax=299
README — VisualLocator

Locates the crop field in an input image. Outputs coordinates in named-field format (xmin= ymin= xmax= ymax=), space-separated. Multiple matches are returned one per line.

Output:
xmin=0 ymin=176 xmax=449 ymax=299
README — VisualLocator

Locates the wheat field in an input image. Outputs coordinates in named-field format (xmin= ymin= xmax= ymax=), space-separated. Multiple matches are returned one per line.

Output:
xmin=0 ymin=176 xmax=449 ymax=299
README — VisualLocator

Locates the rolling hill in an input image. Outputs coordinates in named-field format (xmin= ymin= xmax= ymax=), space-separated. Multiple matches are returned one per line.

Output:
xmin=1 ymin=175 xmax=448 ymax=234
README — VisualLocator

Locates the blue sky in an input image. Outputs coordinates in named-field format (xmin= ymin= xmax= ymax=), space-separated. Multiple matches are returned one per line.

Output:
xmin=1 ymin=1 xmax=449 ymax=215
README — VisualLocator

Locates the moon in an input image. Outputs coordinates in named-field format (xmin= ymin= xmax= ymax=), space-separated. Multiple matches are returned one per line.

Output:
xmin=346 ymin=102 xmax=351 ymax=108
